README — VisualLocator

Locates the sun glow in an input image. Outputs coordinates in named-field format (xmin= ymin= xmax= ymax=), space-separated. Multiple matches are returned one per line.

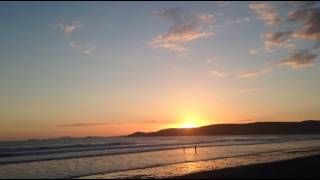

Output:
xmin=180 ymin=123 xmax=197 ymax=129
xmin=178 ymin=111 xmax=208 ymax=129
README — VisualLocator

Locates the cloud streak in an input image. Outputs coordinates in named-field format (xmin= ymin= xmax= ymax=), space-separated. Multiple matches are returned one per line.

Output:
xmin=58 ymin=21 xmax=83 ymax=34
xmin=239 ymin=68 xmax=272 ymax=78
xmin=216 ymin=1 xmax=231 ymax=7
xmin=224 ymin=17 xmax=251 ymax=26
xmin=279 ymin=49 xmax=317 ymax=69
xmin=245 ymin=3 xmax=319 ymax=78
xmin=248 ymin=48 xmax=257 ymax=55
xmin=60 ymin=122 xmax=108 ymax=127
xmin=288 ymin=7 xmax=320 ymax=41
xmin=208 ymin=70 xmax=228 ymax=77
xmin=149 ymin=8 xmax=214 ymax=53
xmin=240 ymin=48 xmax=317 ymax=78
xmin=262 ymin=31 xmax=296 ymax=52
xmin=69 ymin=42 xmax=96 ymax=54
xmin=249 ymin=2 xmax=281 ymax=27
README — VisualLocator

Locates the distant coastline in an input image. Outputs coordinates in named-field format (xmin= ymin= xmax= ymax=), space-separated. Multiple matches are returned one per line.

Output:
xmin=2 ymin=120 xmax=320 ymax=143
xmin=128 ymin=120 xmax=320 ymax=137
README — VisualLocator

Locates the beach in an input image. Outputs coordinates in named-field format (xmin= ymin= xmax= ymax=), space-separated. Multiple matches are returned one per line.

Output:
xmin=1 ymin=135 xmax=320 ymax=179
xmin=174 ymin=154 xmax=320 ymax=179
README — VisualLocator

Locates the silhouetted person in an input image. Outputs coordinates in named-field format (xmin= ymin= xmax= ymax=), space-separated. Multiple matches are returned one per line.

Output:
xmin=195 ymin=146 xmax=197 ymax=154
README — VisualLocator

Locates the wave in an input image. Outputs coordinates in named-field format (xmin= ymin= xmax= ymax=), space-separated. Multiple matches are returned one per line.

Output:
xmin=1 ymin=135 xmax=320 ymax=165
xmin=0 ymin=136 xmax=285 ymax=158
xmin=1 ymin=136 xmax=320 ymax=179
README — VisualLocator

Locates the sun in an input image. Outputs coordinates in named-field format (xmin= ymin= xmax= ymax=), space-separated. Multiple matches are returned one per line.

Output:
xmin=180 ymin=123 xmax=197 ymax=129
xmin=177 ymin=112 xmax=207 ymax=129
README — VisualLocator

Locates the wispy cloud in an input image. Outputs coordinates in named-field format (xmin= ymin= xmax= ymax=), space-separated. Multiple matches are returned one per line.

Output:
xmin=279 ymin=49 xmax=317 ymax=69
xmin=60 ymin=122 xmax=108 ymax=127
xmin=252 ymin=2 xmax=320 ymax=56
xmin=69 ymin=42 xmax=96 ymax=54
xmin=149 ymin=8 xmax=214 ymax=53
xmin=82 ymin=46 xmax=96 ymax=54
xmin=247 ymin=2 xmax=319 ymax=76
xmin=141 ymin=120 xmax=175 ymax=124
xmin=249 ymin=2 xmax=281 ymax=27
xmin=248 ymin=48 xmax=258 ymax=55
xmin=206 ymin=59 xmax=213 ymax=64
xmin=287 ymin=6 xmax=320 ymax=41
xmin=239 ymin=68 xmax=273 ymax=78
xmin=241 ymin=48 xmax=317 ymax=78
xmin=208 ymin=70 xmax=228 ymax=77
xmin=262 ymin=31 xmax=296 ymax=52
xmin=288 ymin=1 xmax=318 ymax=9
xmin=224 ymin=17 xmax=251 ymax=26
xmin=58 ymin=21 xmax=83 ymax=34
xmin=216 ymin=1 xmax=231 ymax=7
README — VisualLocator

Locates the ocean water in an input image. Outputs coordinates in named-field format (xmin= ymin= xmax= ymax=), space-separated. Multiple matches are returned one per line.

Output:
xmin=0 ymin=135 xmax=320 ymax=179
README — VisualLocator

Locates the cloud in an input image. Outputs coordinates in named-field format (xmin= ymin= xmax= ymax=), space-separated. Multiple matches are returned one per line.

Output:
xmin=69 ymin=42 xmax=96 ymax=54
xmin=249 ymin=2 xmax=281 ymax=27
xmin=141 ymin=120 xmax=173 ymax=124
xmin=239 ymin=68 xmax=272 ymax=78
xmin=69 ymin=41 xmax=82 ymax=49
xmin=152 ymin=7 xmax=215 ymax=29
xmin=205 ymin=58 xmax=219 ymax=65
xmin=58 ymin=21 xmax=83 ymax=34
xmin=149 ymin=24 xmax=213 ymax=53
xmin=206 ymin=59 xmax=213 ymax=64
xmin=279 ymin=49 xmax=317 ymax=69
xmin=60 ymin=122 xmax=108 ymax=127
xmin=287 ymin=7 xmax=320 ymax=41
xmin=242 ymin=3 xmax=319 ymax=78
xmin=241 ymin=49 xmax=318 ymax=78
xmin=216 ymin=1 xmax=231 ymax=7
xmin=153 ymin=7 xmax=183 ymax=22
xmin=288 ymin=1 xmax=318 ymax=9
xmin=195 ymin=14 xmax=215 ymax=25
xmin=262 ymin=31 xmax=296 ymax=52
xmin=149 ymin=8 xmax=214 ymax=53
xmin=248 ymin=48 xmax=258 ymax=55
xmin=253 ymin=3 xmax=319 ymax=55
xmin=82 ymin=46 xmax=96 ymax=54
xmin=224 ymin=17 xmax=251 ymax=26
xmin=208 ymin=70 xmax=228 ymax=77
xmin=150 ymin=39 xmax=187 ymax=53
xmin=58 ymin=21 xmax=95 ymax=54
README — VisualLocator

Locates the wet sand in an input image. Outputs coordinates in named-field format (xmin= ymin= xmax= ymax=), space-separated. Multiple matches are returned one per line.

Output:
xmin=174 ymin=154 xmax=320 ymax=179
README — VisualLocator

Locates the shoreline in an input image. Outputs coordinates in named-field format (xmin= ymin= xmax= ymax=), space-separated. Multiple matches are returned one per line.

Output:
xmin=2 ymin=137 xmax=320 ymax=179
xmin=78 ymin=148 xmax=320 ymax=179
xmin=173 ymin=154 xmax=320 ymax=179
xmin=2 ymin=140 xmax=310 ymax=165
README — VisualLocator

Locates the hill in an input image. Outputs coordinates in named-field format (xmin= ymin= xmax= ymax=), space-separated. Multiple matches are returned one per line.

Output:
xmin=128 ymin=120 xmax=320 ymax=137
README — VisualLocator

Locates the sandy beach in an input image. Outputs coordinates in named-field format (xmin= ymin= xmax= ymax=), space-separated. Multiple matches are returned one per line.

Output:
xmin=174 ymin=154 xmax=320 ymax=179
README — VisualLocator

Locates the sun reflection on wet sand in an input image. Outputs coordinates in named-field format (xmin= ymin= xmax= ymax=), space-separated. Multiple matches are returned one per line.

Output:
xmin=183 ymin=147 xmax=200 ymax=162
xmin=79 ymin=148 xmax=320 ymax=179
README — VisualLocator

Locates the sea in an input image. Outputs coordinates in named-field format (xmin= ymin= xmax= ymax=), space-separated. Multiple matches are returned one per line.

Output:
xmin=1 ymin=135 xmax=320 ymax=179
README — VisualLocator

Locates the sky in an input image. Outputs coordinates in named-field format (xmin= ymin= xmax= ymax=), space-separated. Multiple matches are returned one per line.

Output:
xmin=0 ymin=1 xmax=320 ymax=141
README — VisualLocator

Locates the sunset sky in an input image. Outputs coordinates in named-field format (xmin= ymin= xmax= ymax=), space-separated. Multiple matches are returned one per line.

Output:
xmin=0 ymin=1 xmax=320 ymax=140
